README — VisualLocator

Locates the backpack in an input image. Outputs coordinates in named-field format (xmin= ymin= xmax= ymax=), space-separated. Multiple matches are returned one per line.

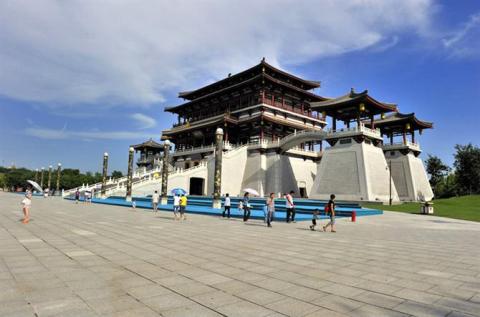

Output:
xmin=324 ymin=204 xmax=331 ymax=215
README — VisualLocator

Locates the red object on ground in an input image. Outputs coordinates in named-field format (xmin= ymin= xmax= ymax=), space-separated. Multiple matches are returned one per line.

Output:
xmin=351 ymin=211 xmax=356 ymax=222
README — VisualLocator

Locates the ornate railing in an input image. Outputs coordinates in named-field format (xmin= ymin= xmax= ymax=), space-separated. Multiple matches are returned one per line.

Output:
xmin=327 ymin=124 xmax=382 ymax=139
xmin=383 ymin=141 xmax=420 ymax=151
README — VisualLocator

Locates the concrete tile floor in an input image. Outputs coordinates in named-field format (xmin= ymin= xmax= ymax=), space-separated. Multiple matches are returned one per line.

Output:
xmin=1 ymin=192 xmax=480 ymax=316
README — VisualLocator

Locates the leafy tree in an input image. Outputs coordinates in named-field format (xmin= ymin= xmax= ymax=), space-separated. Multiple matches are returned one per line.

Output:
xmin=434 ymin=173 xmax=457 ymax=198
xmin=454 ymin=144 xmax=480 ymax=195
xmin=425 ymin=155 xmax=450 ymax=189
xmin=111 ymin=170 xmax=123 ymax=179
xmin=0 ymin=173 xmax=6 ymax=190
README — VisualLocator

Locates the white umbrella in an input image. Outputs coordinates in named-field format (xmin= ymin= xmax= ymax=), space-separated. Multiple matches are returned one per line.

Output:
xmin=27 ymin=180 xmax=42 ymax=192
xmin=242 ymin=188 xmax=259 ymax=196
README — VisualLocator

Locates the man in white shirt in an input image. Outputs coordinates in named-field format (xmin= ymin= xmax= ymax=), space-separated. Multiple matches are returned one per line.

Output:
xmin=152 ymin=190 xmax=159 ymax=212
xmin=173 ymin=194 xmax=181 ymax=219
xmin=285 ymin=190 xmax=296 ymax=223
xmin=222 ymin=193 xmax=231 ymax=218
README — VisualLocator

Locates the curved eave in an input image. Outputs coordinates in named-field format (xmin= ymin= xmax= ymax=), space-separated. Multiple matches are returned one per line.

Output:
xmin=166 ymin=75 xmax=261 ymax=113
xmin=367 ymin=112 xmax=433 ymax=130
xmin=177 ymin=60 xmax=320 ymax=100
xmin=165 ymin=73 xmax=326 ymax=114
xmin=310 ymin=90 xmax=397 ymax=113
xmin=262 ymin=73 xmax=326 ymax=101
xmin=132 ymin=144 xmax=164 ymax=150
xmin=262 ymin=61 xmax=320 ymax=89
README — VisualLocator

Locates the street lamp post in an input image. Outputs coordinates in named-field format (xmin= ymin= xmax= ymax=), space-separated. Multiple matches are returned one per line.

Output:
xmin=160 ymin=140 xmax=170 ymax=205
xmin=56 ymin=163 xmax=62 ymax=195
xmin=101 ymin=152 xmax=109 ymax=199
xmin=126 ymin=147 xmax=134 ymax=202
xmin=47 ymin=165 xmax=52 ymax=192
xmin=40 ymin=167 xmax=45 ymax=189
xmin=212 ymin=128 xmax=224 ymax=208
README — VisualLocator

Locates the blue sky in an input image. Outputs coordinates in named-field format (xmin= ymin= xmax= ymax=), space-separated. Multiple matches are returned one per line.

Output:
xmin=1 ymin=0 xmax=479 ymax=173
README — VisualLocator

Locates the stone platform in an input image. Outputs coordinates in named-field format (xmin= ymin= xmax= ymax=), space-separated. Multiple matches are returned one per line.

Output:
xmin=1 ymin=192 xmax=479 ymax=317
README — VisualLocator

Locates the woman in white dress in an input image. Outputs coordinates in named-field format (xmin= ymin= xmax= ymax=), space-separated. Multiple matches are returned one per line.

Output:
xmin=22 ymin=187 xmax=32 ymax=224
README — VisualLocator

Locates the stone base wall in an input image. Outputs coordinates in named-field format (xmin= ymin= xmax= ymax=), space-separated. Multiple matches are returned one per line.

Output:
xmin=310 ymin=140 xmax=400 ymax=202
xmin=386 ymin=151 xmax=434 ymax=201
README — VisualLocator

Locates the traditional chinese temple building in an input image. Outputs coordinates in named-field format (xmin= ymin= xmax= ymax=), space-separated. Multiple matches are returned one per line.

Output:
xmin=119 ymin=59 xmax=434 ymax=202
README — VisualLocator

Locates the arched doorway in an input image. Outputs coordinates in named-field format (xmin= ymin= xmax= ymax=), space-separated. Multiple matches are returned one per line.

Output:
xmin=189 ymin=177 xmax=204 ymax=196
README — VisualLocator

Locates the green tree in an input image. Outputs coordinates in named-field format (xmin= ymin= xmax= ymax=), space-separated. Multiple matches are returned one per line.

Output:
xmin=434 ymin=173 xmax=457 ymax=198
xmin=0 ymin=173 xmax=6 ymax=190
xmin=111 ymin=170 xmax=123 ymax=179
xmin=454 ymin=144 xmax=480 ymax=195
xmin=425 ymin=155 xmax=450 ymax=190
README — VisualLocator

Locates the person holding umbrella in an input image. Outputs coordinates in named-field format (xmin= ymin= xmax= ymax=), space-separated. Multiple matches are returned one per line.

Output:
xmin=242 ymin=192 xmax=251 ymax=222
xmin=23 ymin=182 xmax=40 ymax=224
xmin=21 ymin=186 xmax=33 ymax=223
xmin=171 ymin=188 xmax=186 ymax=219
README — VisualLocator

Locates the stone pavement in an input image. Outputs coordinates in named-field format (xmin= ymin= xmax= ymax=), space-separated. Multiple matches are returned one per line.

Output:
xmin=1 ymin=192 xmax=480 ymax=317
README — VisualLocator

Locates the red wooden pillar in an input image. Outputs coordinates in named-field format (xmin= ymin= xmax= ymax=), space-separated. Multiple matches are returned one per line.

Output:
xmin=332 ymin=117 xmax=337 ymax=131
xmin=402 ymin=130 xmax=407 ymax=145
xmin=370 ymin=115 xmax=375 ymax=129
xmin=411 ymin=130 xmax=415 ymax=144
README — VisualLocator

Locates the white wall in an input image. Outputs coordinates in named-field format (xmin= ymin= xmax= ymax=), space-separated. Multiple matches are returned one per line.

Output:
xmin=310 ymin=140 xmax=399 ymax=202
xmin=386 ymin=151 xmax=433 ymax=201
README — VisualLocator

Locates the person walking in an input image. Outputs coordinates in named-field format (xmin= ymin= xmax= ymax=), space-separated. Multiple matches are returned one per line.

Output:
xmin=75 ymin=189 xmax=80 ymax=204
xmin=173 ymin=194 xmax=180 ymax=220
xmin=310 ymin=209 xmax=319 ymax=231
xmin=285 ymin=190 xmax=295 ymax=223
xmin=266 ymin=192 xmax=275 ymax=227
xmin=323 ymin=194 xmax=336 ymax=233
xmin=179 ymin=194 xmax=187 ymax=220
xmin=152 ymin=190 xmax=159 ymax=212
xmin=222 ymin=193 xmax=231 ymax=218
xmin=21 ymin=187 xmax=32 ymax=224
xmin=242 ymin=192 xmax=251 ymax=222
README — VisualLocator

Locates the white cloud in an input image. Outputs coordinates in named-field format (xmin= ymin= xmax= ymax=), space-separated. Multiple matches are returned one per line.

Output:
xmin=0 ymin=0 xmax=434 ymax=107
xmin=131 ymin=113 xmax=156 ymax=129
xmin=25 ymin=127 xmax=157 ymax=140
xmin=442 ymin=12 xmax=480 ymax=58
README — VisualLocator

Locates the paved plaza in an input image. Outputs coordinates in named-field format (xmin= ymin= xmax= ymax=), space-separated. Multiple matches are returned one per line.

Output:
xmin=1 ymin=192 xmax=480 ymax=317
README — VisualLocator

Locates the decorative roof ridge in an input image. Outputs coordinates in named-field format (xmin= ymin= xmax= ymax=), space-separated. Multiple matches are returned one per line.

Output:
xmin=367 ymin=111 xmax=433 ymax=129
xmin=131 ymin=139 xmax=164 ymax=149
xmin=178 ymin=58 xmax=320 ymax=99
xmin=259 ymin=59 xmax=321 ymax=88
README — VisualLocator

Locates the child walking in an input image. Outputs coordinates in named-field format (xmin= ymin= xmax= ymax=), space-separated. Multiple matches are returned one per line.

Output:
xmin=309 ymin=209 xmax=319 ymax=231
